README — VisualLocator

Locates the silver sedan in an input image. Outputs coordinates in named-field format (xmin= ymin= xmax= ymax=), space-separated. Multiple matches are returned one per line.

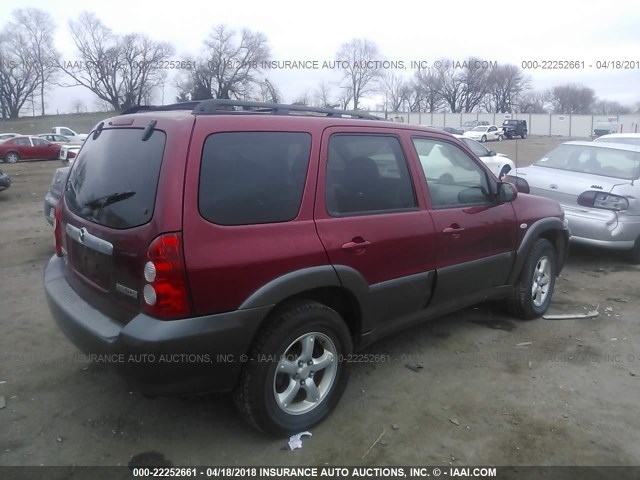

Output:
xmin=508 ymin=141 xmax=640 ymax=262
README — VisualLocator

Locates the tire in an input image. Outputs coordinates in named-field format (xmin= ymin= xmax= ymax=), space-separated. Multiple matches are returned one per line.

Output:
xmin=629 ymin=236 xmax=640 ymax=264
xmin=507 ymin=239 xmax=556 ymax=319
xmin=5 ymin=152 xmax=19 ymax=164
xmin=498 ymin=165 xmax=511 ymax=180
xmin=521 ymin=133 xmax=527 ymax=139
xmin=481 ymin=135 xmax=487 ymax=143
xmin=498 ymin=135 xmax=503 ymax=142
xmin=234 ymin=300 xmax=353 ymax=436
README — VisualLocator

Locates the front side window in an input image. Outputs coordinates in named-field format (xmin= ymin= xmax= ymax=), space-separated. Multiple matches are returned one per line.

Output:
xmin=413 ymin=138 xmax=490 ymax=208
xmin=325 ymin=134 xmax=417 ymax=216
xmin=199 ymin=132 xmax=311 ymax=226
xmin=61 ymin=128 xmax=74 ymax=136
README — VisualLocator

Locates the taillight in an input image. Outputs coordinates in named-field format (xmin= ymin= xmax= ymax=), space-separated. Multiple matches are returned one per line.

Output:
xmin=577 ymin=191 xmax=629 ymax=211
xmin=68 ymin=151 xmax=77 ymax=159
xmin=53 ymin=207 xmax=63 ymax=257
xmin=143 ymin=233 xmax=192 ymax=319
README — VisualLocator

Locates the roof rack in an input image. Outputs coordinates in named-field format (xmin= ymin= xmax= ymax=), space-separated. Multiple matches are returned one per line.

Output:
xmin=192 ymin=99 xmax=381 ymax=119
xmin=120 ymin=102 xmax=201 ymax=115
xmin=121 ymin=99 xmax=382 ymax=120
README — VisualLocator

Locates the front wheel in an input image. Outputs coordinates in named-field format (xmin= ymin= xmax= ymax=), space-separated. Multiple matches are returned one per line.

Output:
xmin=521 ymin=133 xmax=527 ymax=139
xmin=629 ymin=236 xmax=640 ymax=264
xmin=481 ymin=135 xmax=487 ymax=143
xmin=4 ymin=152 xmax=19 ymax=163
xmin=234 ymin=301 xmax=353 ymax=436
xmin=507 ymin=239 xmax=556 ymax=319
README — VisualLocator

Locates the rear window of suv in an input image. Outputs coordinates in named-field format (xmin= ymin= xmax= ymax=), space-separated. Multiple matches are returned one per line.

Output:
xmin=199 ymin=132 xmax=311 ymax=225
xmin=65 ymin=128 xmax=166 ymax=229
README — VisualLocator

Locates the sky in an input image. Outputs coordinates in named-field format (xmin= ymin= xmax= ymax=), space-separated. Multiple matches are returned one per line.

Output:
xmin=2 ymin=0 xmax=640 ymax=114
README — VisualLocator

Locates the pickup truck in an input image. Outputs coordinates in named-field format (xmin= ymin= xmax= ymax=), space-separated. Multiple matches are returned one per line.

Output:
xmin=51 ymin=127 xmax=87 ymax=144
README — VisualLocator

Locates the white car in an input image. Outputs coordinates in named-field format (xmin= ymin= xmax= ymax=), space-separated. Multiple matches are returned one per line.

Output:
xmin=454 ymin=135 xmax=515 ymax=179
xmin=463 ymin=125 xmax=503 ymax=142
xmin=59 ymin=144 xmax=81 ymax=165
xmin=593 ymin=133 xmax=640 ymax=147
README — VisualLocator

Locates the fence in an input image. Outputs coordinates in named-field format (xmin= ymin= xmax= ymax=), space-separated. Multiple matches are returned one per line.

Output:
xmin=372 ymin=112 xmax=640 ymax=138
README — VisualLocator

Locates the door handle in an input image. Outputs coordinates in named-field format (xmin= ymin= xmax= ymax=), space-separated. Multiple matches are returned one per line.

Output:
xmin=442 ymin=225 xmax=465 ymax=235
xmin=341 ymin=238 xmax=371 ymax=253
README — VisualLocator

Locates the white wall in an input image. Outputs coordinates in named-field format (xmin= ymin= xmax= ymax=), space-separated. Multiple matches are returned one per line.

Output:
xmin=369 ymin=112 xmax=640 ymax=138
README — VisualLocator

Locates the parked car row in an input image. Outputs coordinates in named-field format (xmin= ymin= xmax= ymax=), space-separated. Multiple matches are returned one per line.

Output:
xmin=0 ymin=127 xmax=87 ymax=163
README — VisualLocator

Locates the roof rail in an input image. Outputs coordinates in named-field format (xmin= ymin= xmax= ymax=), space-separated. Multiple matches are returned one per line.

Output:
xmin=191 ymin=99 xmax=382 ymax=120
xmin=120 ymin=99 xmax=383 ymax=120
xmin=120 ymin=102 xmax=201 ymax=115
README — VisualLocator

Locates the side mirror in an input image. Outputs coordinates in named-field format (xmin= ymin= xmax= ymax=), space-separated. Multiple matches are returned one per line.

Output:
xmin=497 ymin=181 xmax=518 ymax=203
xmin=504 ymin=175 xmax=530 ymax=194
xmin=489 ymin=150 xmax=497 ymax=156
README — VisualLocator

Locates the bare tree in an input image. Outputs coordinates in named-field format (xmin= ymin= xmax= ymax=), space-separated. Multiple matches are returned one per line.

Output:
xmin=9 ymin=8 xmax=59 ymax=116
xmin=412 ymin=67 xmax=444 ymax=112
xmin=0 ymin=30 xmax=41 ymax=118
xmin=550 ymin=83 xmax=595 ymax=114
xmin=256 ymin=78 xmax=281 ymax=103
xmin=314 ymin=81 xmax=334 ymax=108
xmin=486 ymin=64 xmax=530 ymax=113
xmin=519 ymin=90 xmax=549 ymax=113
xmin=336 ymin=39 xmax=382 ymax=110
xmin=433 ymin=59 xmax=465 ymax=113
xmin=178 ymin=25 xmax=270 ymax=101
xmin=62 ymin=12 xmax=174 ymax=110
xmin=292 ymin=91 xmax=310 ymax=105
xmin=593 ymin=99 xmax=631 ymax=115
xmin=71 ymin=99 xmax=85 ymax=113
xmin=337 ymin=86 xmax=354 ymax=110
xmin=458 ymin=57 xmax=492 ymax=113
xmin=380 ymin=72 xmax=407 ymax=112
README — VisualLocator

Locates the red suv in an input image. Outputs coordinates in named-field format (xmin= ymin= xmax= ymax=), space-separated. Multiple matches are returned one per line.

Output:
xmin=44 ymin=100 xmax=569 ymax=435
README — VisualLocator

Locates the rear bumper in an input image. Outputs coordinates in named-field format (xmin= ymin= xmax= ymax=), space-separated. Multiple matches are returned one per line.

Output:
xmin=44 ymin=255 xmax=270 ymax=395
xmin=565 ymin=209 xmax=640 ymax=250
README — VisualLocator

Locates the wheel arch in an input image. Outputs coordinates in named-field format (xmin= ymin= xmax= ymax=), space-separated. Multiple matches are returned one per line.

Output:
xmin=239 ymin=266 xmax=365 ymax=348
xmin=508 ymin=218 xmax=570 ymax=284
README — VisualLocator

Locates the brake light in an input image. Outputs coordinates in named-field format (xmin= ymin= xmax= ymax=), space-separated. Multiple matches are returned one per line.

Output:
xmin=68 ymin=151 xmax=77 ymax=159
xmin=53 ymin=207 xmax=63 ymax=257
xmin=577 ymin=191 xmax=629 ymax=211
xmin=143 ymin=233 xmax=192 ymax=319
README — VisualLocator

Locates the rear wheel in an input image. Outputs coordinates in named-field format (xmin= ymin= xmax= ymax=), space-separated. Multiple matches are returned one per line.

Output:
xmin=629 ymin=236 xmax=640 ymax=264
xmin=507 ymin=239 xmax=556 ymax=319
xmin=234 ymin=300 xmax=352 ymax=436
xmin=497 ymin=135 xmax=503 ymax=142
xmin=4 ymin=152 xmax=19 ymax=164
xmin=481 ymin=135 xmax=487 ymax=143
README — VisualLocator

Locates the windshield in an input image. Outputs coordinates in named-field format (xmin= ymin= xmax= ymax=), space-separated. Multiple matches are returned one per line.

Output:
xmin=66 ymin=128 xmax=166 ymax=229
xmin=471 ymin=126 xmax=488 ymax=132
xmin=534 ymin=144 xmax=640 ymax=180
xmin=462 ymin=121 xmax=476 ymax=127
xmin=503 ymin=120 xmax=518 ymax=125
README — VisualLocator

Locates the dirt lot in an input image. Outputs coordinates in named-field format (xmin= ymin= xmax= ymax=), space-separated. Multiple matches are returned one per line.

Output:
xmin=1 ymin=137 xmax=639 ymax=469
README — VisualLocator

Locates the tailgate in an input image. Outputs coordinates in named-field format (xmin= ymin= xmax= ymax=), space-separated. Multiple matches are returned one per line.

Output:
xmin=59 ymin=121 xmax=187 ymax=322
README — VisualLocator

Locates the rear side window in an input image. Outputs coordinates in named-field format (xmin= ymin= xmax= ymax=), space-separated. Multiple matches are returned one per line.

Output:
xmin=325 ymin=134 xmax=417 ymax=216
xmin=65 ymin=128 xmax=166 ymax=229
xmin=199 ymin=132 xmax=311 ymax=225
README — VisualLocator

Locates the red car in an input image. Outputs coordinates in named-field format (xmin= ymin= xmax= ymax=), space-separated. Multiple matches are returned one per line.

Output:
xmin=44 ymin=100 xmax=569 ymax=435
xmin=0 ymin=135 xmax=61 ymax=163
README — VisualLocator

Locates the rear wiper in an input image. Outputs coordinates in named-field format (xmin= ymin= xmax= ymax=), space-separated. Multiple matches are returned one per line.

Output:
xmin=84 ymin=191 xmax=136 ymax=211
